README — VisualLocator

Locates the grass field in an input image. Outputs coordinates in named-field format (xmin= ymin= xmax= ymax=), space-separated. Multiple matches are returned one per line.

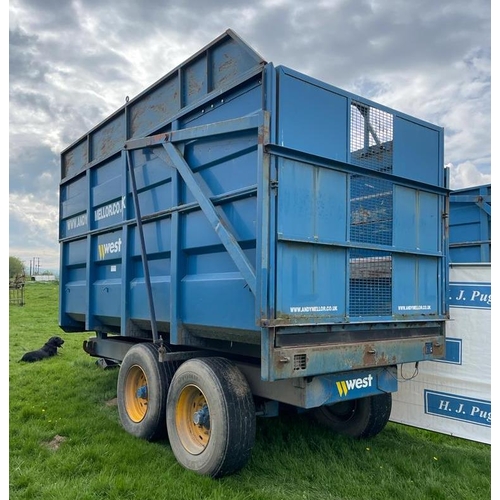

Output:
xmin=9 ymin=282 xmax=491 ymax=499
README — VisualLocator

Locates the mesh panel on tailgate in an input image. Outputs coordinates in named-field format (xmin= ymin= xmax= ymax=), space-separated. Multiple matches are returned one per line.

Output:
xmin=349 ymin=102 xmax=394 ymax=317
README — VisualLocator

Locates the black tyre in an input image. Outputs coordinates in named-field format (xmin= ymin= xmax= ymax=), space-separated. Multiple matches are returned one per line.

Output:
xmin=117 ymin=343 xmax=177 ymax=441
xmin=312 ymin=393 xmax=392 ymax=438
xmin=166 ymin=357 xmax=256 ymax=478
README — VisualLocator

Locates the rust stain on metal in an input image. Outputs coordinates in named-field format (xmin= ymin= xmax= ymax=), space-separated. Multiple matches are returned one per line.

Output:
xmin=361 ymin=347 xmax=393 ymax=367
xmin=218 ymin=54 xmax=235 ymax=72
xmin=151 ymin=103 xmax=168 ymax=115
xmin=99 ymin=124 xmax=117 ymax=159
xmin=216 ymin=54 xmax=237 ymax=87
xmin=63 ymin=150 xmax=74 ymax=175
xmin=269 ymin=313 xmax=348 ymax=327
xmin=258 ymin=123 xmax=270 ymax=145
xmin=130 ymin=106 xmax=144 ymax=135
xmin=430 ymin=341 xmax=445 ymax=357
xmin=393 ymin=313 xmax=439 ymax=320
xmin=186 ymin=67 xmax=203 ymax=96
xmin=129 ymin=97 xmax=169 ymax=135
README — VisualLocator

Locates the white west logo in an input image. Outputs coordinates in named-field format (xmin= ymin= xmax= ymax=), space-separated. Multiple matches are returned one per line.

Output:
xmin=98 ymin=238 xmax=122 ymax=259
xmin=336 ymin=374 xmax=374 ymax=397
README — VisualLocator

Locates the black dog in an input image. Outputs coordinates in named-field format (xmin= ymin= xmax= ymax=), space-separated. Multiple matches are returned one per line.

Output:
xmin=20 ymin=336 xmax=65 ymax=362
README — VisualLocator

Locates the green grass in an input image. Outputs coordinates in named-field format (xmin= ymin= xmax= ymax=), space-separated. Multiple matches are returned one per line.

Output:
xmin=10 ymin=282 xmax=491 ymax=499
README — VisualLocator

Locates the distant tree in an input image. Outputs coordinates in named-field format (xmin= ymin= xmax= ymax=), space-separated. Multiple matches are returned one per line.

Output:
xmin=9 ymin=256 xmax=25 ymax=279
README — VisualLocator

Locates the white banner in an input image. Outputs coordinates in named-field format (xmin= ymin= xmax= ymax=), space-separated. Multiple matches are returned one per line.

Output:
xmin=390 ymin=264 xmax=491 ymax=444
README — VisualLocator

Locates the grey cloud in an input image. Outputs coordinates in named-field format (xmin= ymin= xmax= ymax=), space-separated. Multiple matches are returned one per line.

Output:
xmin=9 ymin=28 xmax=50 ymax=85
xmin=11 ymin=0 xmax=80 ymax=32
xmin=243 ymin=0 xmax=490 ymax=90
xmin=9 ymin=142 xmax=59 ymax=199
xmin=10 ymin=89 xmax=54 ymax=121
xmin=8 ymin=0 xmax=491 ymax=270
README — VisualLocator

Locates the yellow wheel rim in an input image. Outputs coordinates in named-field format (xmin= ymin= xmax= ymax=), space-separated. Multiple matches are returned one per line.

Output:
xmin=175 ymin=384 xmax=211 ymax=455
xmin=124 ymin=365 xmax=149 ymax=423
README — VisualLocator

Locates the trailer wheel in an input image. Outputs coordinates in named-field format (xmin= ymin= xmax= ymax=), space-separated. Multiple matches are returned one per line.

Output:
xmin=312 ymin=393 xmax=392 ymax=439
xmin=166 ymin=357 xmax=255 ymax=478
xmin=117 ymin=343 xmax=177 ymax=441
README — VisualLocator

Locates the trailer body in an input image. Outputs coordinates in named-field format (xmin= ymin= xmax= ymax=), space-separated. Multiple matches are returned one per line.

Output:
xmin=449 ymin=184 xmax=491 ymax=263
xmin=59 ymin=30 xmax=448 ymax=477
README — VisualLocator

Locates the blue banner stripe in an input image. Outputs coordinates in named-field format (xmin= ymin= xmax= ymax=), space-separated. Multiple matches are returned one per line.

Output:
xmin=449 ymin=283 xmax=491 ymax=309
xmin=424 ymin=390 xmax=491 ymax=427
xmin=433 ymin=338 xmax=462 ymax=364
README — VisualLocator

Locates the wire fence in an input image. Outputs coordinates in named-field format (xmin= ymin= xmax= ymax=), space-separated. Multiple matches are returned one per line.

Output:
xmin=9 ymin=276 xmax=25 ymax=306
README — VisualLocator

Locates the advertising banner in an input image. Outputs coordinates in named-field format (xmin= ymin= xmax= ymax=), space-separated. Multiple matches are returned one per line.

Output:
xmin=390 ymin=264 xmax=491 ymax=444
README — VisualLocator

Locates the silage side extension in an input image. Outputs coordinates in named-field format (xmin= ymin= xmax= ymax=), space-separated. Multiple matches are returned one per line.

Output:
xmin=59 ymin=30 xmax=448 ymax=477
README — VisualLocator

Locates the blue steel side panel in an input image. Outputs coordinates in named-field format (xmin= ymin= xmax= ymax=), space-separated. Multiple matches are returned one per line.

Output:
xmin=182 ymin=56 xmax=208 ymax=108
xmin=181 ymin=274 xmax=256 ymax=331
xmin=277 ymin=243 xmax=346 ymax=318
xmin=180 ymin=82 xmax=263 ymax=129
xmin=60 ymin=71 xmax=264 ymax=335
xmin=450 ymin=246 xmax=488 ymax=264
xmin=449 ymin=184 xmax=491 ymax=263
xmin=62 ymin=139 xmax=87 ymax=179
xmin=209 ymin=35 xmax=265 ymax=90
xmin=183 ymin=138 xmax=259 ymax=196
xmin=129 ymin=75 xmax=180 ymax=138
xmin=393 ymin=186 xmax=440 ymax=253
xmin=277 ymin=68 xmax=348 ymax=162
xmin=60 ymin=174 xmax=88 ymax=239
xmin=274 ymin=67 xmax=446 ymax=324
xmin=277 ymin=158 xmax=348 ymax=242
xmin=91 ymin=115 xmax=126 ymax=161
xmin=392 ymin=255 xmax=439 ymax=316
xmin=92 ymin=230 xmax=123 ymax=325
xmin=276 ymin=157 xmax=348 ymax=318
xmin=393 ymin=116 xmax=442 ymax=187
xmin=60 ymin=238 xmax=87 ymax=326
xmin=128 ymin=218 xmax=172 ymax=324
xmin=92 ymin=156 xmax=126 ymax=231
xmin=126 ymin=152 xmax=176 ymax=225
xmin=60 ymin=29 xmax=265 ymax=180
xmin=177 ymin=165 xmax=259 ymax=332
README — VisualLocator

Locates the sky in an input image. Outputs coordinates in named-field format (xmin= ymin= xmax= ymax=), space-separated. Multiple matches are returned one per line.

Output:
xmin=8 ymin=0 xmax=492 ymax=274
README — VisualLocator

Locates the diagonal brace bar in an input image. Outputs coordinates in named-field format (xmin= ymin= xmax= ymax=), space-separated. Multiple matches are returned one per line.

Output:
xmin=476 ymin=199 xmax=491 ymax=216
xmin=124 ymin=112 xmax=263 ymax=152
xmin=157 ymin=141 xmax=257 ymax=295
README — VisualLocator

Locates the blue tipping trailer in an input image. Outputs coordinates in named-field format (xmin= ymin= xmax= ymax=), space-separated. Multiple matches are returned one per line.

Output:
xmin=59 ymin=29 xmax=449 ymax=477
xmin=449 ymin=184 xmax=491 ymax=263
